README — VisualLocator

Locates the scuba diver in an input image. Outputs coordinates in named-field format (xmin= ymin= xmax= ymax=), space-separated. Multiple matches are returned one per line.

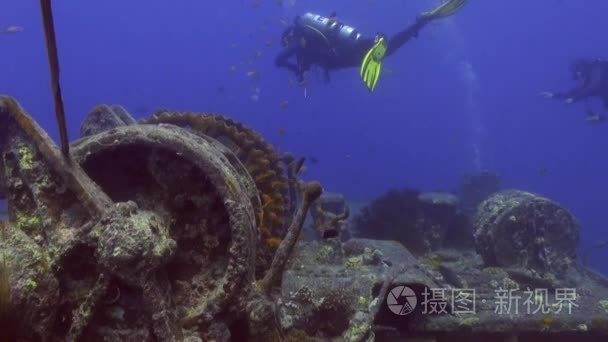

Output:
xmin=541 ymin=58 xmax=608 ymax=112
xmin=275 ymin=0 xmax=468 ymax=92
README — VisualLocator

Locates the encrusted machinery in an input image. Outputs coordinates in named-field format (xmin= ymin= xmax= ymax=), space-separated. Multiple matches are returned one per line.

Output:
xmin=142 ymin=112 xmax=291 ymax=275
xmin=474 ymin=190 xmax=579 ymax=275
xmin=6 ymin=95 xmax=608 ymax=342
xmin=310 ymin=191 xmax=350 ymax=239
xmin=0 ymin=96 xmax=319 ymax=341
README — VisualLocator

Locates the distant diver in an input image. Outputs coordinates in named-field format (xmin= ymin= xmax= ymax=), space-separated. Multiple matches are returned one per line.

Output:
xmin=274 ymin=0 xmax=468 ymax=92
xmin=541 ymin=58 xmax=608 ymax=108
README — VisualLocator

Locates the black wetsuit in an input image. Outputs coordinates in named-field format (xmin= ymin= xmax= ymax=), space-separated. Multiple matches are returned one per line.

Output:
xmin=554 ymin=60 xmax=608 ymax=108
xmin=275 ymin=15 xmax=429 ymax=82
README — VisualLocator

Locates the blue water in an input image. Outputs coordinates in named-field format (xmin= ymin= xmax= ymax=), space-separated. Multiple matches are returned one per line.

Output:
xmin=2 ymin=0 xmax=608 ymax=272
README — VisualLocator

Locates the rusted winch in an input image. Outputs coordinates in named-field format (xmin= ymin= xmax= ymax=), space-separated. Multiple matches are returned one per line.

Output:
xmin=0 ymin=96 xmax=313 ymax=341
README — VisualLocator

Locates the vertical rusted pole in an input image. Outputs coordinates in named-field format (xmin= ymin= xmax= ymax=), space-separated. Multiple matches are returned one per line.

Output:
xmin=261 ymin=181 xmax=322 ymax=294
xmin=40 ymin=0 xmax=69 ymax=157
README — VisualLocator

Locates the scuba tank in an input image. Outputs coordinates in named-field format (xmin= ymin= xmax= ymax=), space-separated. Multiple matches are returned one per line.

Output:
xmin=296 ymin=12 xmax=362 ymax=44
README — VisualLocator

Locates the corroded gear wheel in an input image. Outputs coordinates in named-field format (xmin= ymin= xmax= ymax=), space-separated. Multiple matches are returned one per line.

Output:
xmin=0 ymin=96 xmax=262 ymax=341
xmin=141 ymin=112 xmax=290 ymax=275
xmin=71 ymin=124 xmax=260 ymax=337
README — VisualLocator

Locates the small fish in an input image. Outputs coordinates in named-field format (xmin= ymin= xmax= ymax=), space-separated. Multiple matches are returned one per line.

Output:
xmin=2 ymin=25 xmax=24 ymax=34
xmin=288 ymin=78 xmax=295 ymax=87
xmin=247 ymin=70 xmax=260 ymax=79
xmin=254 ymin=50 xmax=262 ymax=59
xmin=280 ymin=19 xmax=289 ymax=27
xmin=586 ymin=111 xmax=606 ymax=124
xmin=345 ymin=154 xmax=352 ymax=159
xmin=537 ymin=167 xmax=547 ymax=176
xmin=250 ymin=87 xmax=261 ymax=102
xmin=264 ymin=38 xmax=274 ymax=47
xmin=277 ymin=128 xmax=286 ymax=136
xmin=229 ymin=65 xmax=237 ymax=73
xmin=251 ymin=1 xmax=262 ymax=8
xmin=309 ymin=157 xmax=318 ymax=164
xmin=279 ymin=100 xmax=289 ymax=109
xmin=289 ymin=0 xmax=297 ymax=7
xmin=230 ymin=43 xmax=238 ymax=48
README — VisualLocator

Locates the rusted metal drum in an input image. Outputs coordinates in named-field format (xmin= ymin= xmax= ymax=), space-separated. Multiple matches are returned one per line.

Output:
xmin=474 ymin=190 xmax=579 ymax=274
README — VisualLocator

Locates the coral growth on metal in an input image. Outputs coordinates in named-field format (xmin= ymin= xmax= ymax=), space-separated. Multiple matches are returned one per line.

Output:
xmin=0 ymin=96 xmax=265 ymax=340
xmin=5 ymin=95 xmax=608 ymax=341
xmin=142 ymin=112 xmax=290 ymax=275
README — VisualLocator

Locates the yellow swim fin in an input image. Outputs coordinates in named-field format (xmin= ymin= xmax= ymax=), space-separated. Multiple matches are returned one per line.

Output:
xmin=360 ymin=36 xmax=387 ymax=92
xmin=420 ymin=0 xmax=468 ymax=20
